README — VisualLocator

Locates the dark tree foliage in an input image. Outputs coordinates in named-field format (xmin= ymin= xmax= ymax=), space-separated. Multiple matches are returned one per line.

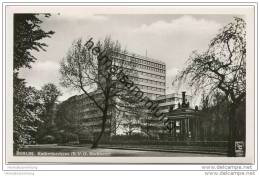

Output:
xmin=40 ymin=83 xmax=62 ymax=109
xmin=36 ymin=83 xmax=62 ymax=143
xmin=13 ymin=14 xmax=54 ymax=152
xmin=14 ymin=13 xmax=54 ymax=70
xmin=13 ymin=73 xmax=43 ymax=152
xmin=199 ymin=92 xmax=230 ymax=141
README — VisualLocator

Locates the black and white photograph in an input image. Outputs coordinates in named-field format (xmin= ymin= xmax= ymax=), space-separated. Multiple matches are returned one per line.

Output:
xmin=1 ymin=2 xmax=257 ymax=171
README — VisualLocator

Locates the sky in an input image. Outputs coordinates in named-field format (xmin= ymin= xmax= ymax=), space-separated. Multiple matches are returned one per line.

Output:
xmin=19 ymin=9 xmax=236 ymax=104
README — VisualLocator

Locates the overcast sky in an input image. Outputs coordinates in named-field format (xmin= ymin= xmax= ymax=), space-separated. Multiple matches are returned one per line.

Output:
xmin=19 ymin=10 xmax=236 ymax=103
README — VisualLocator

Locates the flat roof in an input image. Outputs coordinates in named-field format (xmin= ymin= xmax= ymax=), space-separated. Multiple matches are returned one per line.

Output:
xmin=115 ymin=51 xmax=166 ymax=65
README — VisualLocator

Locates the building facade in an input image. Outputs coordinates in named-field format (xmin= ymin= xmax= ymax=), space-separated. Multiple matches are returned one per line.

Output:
xmin=56 ymin=90 xmax=115 ymax=143
xmin=112 ymin=51 xmax=166 ymax=99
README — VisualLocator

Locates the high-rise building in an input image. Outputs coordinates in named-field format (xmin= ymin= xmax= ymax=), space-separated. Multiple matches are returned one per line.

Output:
xmin=112 ymin=51 xmax=166 ymax=99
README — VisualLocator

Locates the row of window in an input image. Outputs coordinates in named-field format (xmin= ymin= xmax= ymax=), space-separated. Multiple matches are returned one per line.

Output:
xmin=159 ymin=104 xmax=177 ymax=110
xmin=116 ymin=54 xmax=166 ymax=69
xmin=143 ymin=93 xmax=163 ymax=98
xmin=113 ymin=58 xmax=166 ymax=74
xmin=123 ymin=68 xmax=166 ymax=80
xmin=138 ymin=70 xmax=165 ymax=79
xmin=129 ymin=76 xmax=165 ymax=86
xmin=156 ymin=97 xmax=180 ymax=104
xmin=137 ymin=84 xmax=165 ymax=93
xmin=136 ymin=64 xmax=166 ymax=73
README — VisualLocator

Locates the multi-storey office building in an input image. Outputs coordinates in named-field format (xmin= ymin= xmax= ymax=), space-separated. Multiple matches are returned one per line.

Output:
xmin=56 ymin=90 xmax=116 ymax=142
xmin=112 ymin=51 xmax=166 ymax=100
xmin=110 ymin=51 xmax=167 ymax=136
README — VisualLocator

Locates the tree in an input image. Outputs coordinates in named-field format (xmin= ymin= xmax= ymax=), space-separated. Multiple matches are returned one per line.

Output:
xmin=60 ymin=37 xmax=138 ymax=148
xmin=55 ymin=97 xmax=84 ymax=143
xmin=36 ymin=83 xmax=62 ymax=143
xmin=199 ymin=92 xmax=230 ymax=141
xmin=13 ymin=14 xmax=54 ymax=152
xmin=174 ymin=17 xmax=246 ymax=156
xmin=13 ymin=74 xmax=43 ymax=152
xmin=14 ymin=14 xmax=54 ymax=71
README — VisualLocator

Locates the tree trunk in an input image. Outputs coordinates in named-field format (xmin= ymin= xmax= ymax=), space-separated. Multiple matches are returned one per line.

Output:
xmin=91 ymin=114 xmax=107 ymax=149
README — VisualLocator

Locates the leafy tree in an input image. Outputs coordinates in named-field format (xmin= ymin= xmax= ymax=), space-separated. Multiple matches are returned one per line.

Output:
xmin=13 ymin=14 xmax=54 ymax=152
xmin=55 ymin=97 xmax=83 ymax=143
xmin=36 ymin=83 xmax=62 ymax=143
xmin=199 ymin=92 xmax=230 ymax=141
xmin=174 ymin=17 xmax=246 ymax=156
xmin=13 ymin=73 xmax=43 ymax=152
xmin=60 ymin=37 xmax=138 ymax=148
xmin=14 ymin=14 xmax=54 ymax=71
xmin=41 ymin=83 xmax=62 ymax=106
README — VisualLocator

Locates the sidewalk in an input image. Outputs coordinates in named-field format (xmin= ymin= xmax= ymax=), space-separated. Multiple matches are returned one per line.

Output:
xmin=98 ymin=144 xmax=228 ymax=155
